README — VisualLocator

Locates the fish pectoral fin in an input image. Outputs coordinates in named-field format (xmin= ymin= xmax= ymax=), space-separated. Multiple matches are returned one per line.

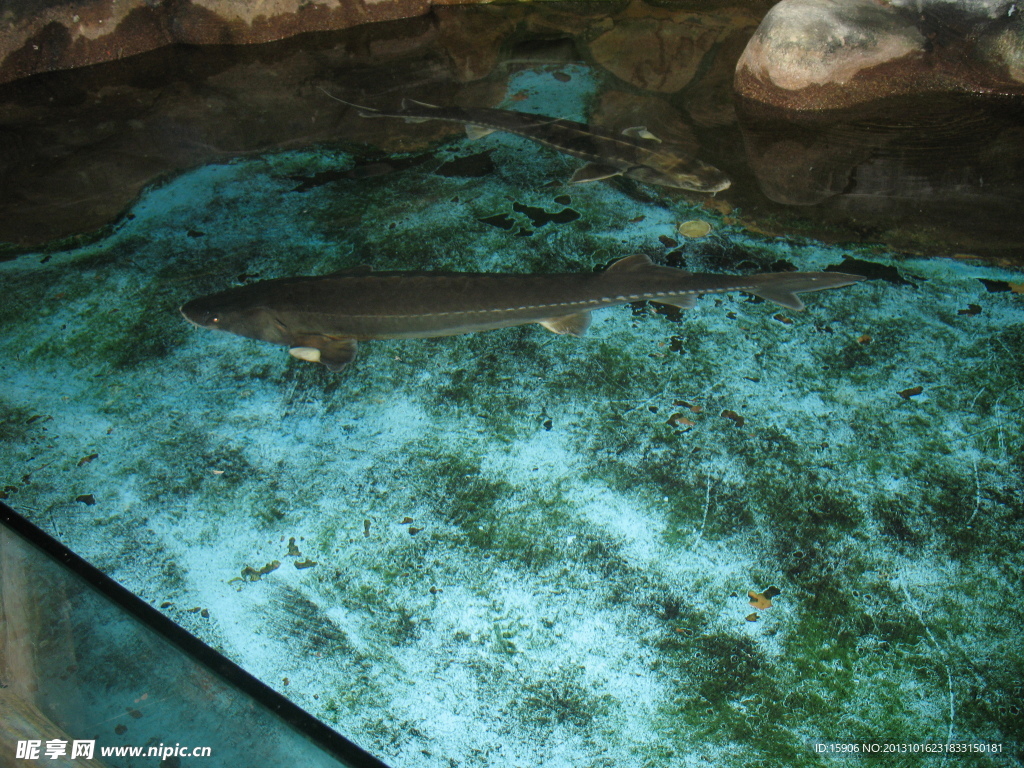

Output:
xmin=539 ymin=312 xmax=592 ymax=337
xmin=289 ymin=338 xmax=359 ymax=371
xmin=622 ymin=125 xmax=661 ymax=143
xmin=465 ymin=124 xmax=497 ymax=141
xmin=748 ymin=287 xmax=806 ymax=311
xmin=653 ymin=295 xmax=697 ymax=310
xmin=289 ymin=346 xmax=323 ymax=363
xmin=569 ymin=163 xmax=622 ymax=184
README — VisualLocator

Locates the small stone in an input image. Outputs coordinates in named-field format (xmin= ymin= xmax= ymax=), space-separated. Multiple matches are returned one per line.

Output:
xmin=677 ymin=220 xmax=712 ymax=238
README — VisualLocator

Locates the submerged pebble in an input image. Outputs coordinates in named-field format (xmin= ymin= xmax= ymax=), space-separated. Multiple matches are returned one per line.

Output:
xmin=677 ymin=219 xmax=712 ymax=238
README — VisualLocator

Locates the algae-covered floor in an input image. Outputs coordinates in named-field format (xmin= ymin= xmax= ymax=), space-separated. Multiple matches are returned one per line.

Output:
xmin=2 ymin=65 xmax=1023 ymax=767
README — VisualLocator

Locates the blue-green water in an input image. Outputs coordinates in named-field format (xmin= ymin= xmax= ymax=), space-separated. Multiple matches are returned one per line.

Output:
xmin=2 ymin=61 xmax=1023 ymax=768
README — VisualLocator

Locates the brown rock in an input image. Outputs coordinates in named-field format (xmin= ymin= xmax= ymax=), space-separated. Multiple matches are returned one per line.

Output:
xmin=588 ymin=16 xmax=720 ymax=94
xmin=0 ymin=0 xmax=437 ymax=86
xmin=981 ymin=20 xmax=1024 ymax=85
xmin=432 ymin=5 xmax=524 ymax=83
xmin=735 ymin=0 xmax=1024 ymax=110
xmin=684 ymin=28 xmax=755 ymax=128
xmin=735 ymin=0 xmax=928 ymax=110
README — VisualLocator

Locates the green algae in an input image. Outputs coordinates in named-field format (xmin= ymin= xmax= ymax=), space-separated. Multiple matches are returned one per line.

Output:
xmin=1 ymin=68 xmax=1023 ymax=768
xmin=518 ymin=666 xmax=613 ymax=728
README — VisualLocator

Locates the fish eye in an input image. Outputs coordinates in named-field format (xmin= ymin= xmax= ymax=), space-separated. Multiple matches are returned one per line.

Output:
xmin=210 ymin=315 xmax=220 ymax=324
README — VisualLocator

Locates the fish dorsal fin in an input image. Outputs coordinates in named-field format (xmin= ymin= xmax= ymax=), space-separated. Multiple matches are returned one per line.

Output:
xmin=539 ymin=312 xmax=592 ymax=337
xmin=289 ymin=337 xmax=359 ymax=371
xmin=465 ymin=124 xmax=497 ymax=141
xmin=605 ymin=254 xmax=654 ymax=273
xmin=622 ymin=125 xmax=661 ymax=143
xmin=569 ymin=163 xmax=622 ymax=184
xmin=606 ymin=253 xmax=692 ymax=278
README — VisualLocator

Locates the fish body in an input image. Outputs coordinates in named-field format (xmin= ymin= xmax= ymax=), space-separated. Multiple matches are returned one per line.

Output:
xmin=345 ymin=98 xmax=731 ymax=194
xmin=180 ymin=255 xmax=863 ymax=371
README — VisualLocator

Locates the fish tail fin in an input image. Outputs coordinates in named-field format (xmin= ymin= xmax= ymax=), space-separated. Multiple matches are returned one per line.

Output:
xmin=747 ymin=272 xmax=865 ymax=311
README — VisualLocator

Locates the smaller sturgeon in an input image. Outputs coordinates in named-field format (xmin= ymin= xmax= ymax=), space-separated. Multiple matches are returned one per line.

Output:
xmin=338 ymin=97 xmax=731 ymax=194
xmin=180 ymin=255 xmax=863 ymax=371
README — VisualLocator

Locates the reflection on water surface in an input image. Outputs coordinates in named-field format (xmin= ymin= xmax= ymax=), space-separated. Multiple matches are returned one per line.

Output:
xmin=2 ymin=0 xmax=1022 ymax=258
xmin=737 ymin=93 xmax=1024 ymax=257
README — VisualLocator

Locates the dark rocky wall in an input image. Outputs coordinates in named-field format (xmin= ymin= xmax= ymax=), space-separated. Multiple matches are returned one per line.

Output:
xmin=0 ymin=0 xmax=456 ymax=85
xmin=0 ymin=2 xmax=765 ymax=247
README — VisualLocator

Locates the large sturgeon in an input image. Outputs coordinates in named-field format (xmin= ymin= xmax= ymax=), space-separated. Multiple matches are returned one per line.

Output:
xmin=339 ymin=97 xmax=731 ymax=194
xmin=180 ymin=255 xmax=863 ymax=371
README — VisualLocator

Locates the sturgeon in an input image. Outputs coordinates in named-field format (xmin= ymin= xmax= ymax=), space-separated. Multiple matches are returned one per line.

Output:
xmin=180 ymin=255 xmax=863 ymax=371
xmin=340 ymin=97 xmax=731 ymax=194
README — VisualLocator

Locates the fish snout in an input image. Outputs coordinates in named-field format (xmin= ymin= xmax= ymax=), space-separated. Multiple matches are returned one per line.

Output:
xmin=180 ymin=300 xmax=220 ymax=329
xmin=707 ymin=177 xmax=731 ymax=194
xmin=662 ymin=166 xmax=731 ymax=194
xmin=693 ymin=168 xmax=731 ymax=194
xmin=673 ymin=157 xmax=731 ymax=194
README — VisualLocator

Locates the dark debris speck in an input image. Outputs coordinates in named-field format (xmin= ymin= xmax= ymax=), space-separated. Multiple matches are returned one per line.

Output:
xmin=979 ymin=279 xmax=1012 ymax=293
xmin=827 ymin=257 xmax=916 ymax=286
xmin=478 ymin=213 xmax=516 ymax=230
